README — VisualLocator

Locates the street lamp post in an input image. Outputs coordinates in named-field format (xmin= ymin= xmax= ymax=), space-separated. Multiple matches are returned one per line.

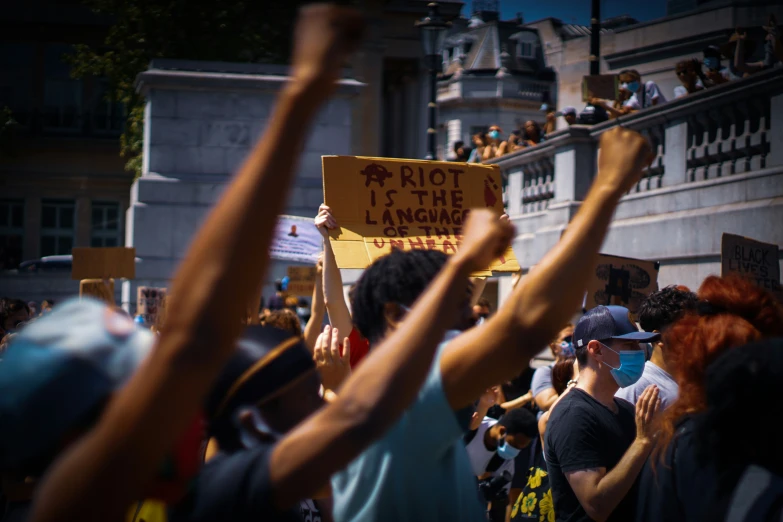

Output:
xmin=416 ymin=2 xmax=451 ymax=160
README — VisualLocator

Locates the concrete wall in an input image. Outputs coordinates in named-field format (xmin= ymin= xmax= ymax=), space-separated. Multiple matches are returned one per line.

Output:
xmin=120 ymin=61 xmax=363 ymax=311
xmin=492 ymin=68 xmax=783 ymax=304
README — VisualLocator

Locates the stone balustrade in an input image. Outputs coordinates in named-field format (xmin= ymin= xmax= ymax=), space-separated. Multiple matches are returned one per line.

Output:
xmin=488 ymin=67 xmax=783 ymax=292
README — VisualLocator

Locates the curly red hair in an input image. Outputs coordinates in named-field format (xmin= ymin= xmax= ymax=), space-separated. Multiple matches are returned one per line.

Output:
xmin=653 ymin=275 xmax=783 ymax=464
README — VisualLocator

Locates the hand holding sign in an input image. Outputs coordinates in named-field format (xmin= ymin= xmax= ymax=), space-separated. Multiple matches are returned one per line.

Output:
xmin=453 ymin=209 xmax=516 ymax=273
xmin=597 ymin=127 xmax=654 ymax=195
xmin=315 ymin=204 xmax=338 ymax=239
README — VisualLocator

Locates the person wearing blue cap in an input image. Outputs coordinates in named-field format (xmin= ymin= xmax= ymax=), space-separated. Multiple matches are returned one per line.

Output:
xmin=544 ymin=305 xmax=661 ymax=522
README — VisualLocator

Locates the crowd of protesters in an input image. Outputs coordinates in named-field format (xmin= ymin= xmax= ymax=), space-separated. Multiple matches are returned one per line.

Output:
xmin=1 ymin=5 xmax=782 ymax=522
xmin=453 ymin=14 xmax=782 ymax=165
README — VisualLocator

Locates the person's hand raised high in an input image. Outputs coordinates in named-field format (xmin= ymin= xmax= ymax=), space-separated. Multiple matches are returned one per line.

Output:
xmin=596 ymin=127 xmax=654 ymax=196
xmin=290 ymin=4 xmax=364 ymax=96
xmin=453 ymin=209 xmax=515 ymax=272
xmin=315 ymin=204 xmax=337 ymax=239
xmin=313 ymin=325 xmax=351 ymax=393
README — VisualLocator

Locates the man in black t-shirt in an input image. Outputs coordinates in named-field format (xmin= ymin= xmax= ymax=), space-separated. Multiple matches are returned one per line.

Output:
xmin=544 ymin=305 xmax=660 ymax=522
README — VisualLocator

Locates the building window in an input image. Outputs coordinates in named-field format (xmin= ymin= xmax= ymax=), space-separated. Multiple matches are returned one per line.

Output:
xmin=40 ymin=199 xmax=75 ymax=257
xmin=517 ymin=41 xmax=534 ymax=59
xmin=91 ymin=201 xmax=122 ymax=247
xmin=92 ymin=79 xmax=124 ymax=134
xmin=0 ymin=44 xmax=35 ymax=128
xmin=43 ymin=44 xmax=82 ymax=132
xmin=0 ymin=199 xmax=24 ymax=269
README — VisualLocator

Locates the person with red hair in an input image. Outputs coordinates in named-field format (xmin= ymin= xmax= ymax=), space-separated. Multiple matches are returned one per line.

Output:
xmin=636 ymin=275 xmax=783 ymax=522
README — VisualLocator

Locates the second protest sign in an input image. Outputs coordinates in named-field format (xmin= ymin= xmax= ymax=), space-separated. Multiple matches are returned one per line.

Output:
xmin=322 ymin=156 xmax=519 ymax=274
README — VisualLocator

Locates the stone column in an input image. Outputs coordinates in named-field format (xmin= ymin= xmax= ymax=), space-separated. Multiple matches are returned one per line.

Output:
xmin=350 ymin=7 xmax=385 ymax=157
xmin=123 ymin=60 xmax=363 ymax=311
xmin=662 ymin=118 xmax=688 ymax=187
xmin=552 ymin=126 xmax=595 ymax=203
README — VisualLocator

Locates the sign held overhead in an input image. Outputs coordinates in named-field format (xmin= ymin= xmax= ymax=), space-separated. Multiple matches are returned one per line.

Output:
xmin=322 ymin=155 xmax=519 ymax=275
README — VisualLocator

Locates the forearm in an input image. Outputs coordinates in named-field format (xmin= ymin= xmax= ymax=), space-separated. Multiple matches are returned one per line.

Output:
xmin=30 ymin=83 xmax=324 ymax=522
xmin=586 ymin=439 xmax=652 ymax=521
xmin=270 ymin=256 xmax=473 ymax=507
xmin=304 ymin=278 xmax=326 ymax=351
xmin=322 ymin=238 xmax=353 ymax=336
xmin=470 ymin=277 xmax=487 ymax=307
xmin=501 ymin=393 xmax=532 ymax=410
xmin=505 ymin=183 xmax=623 ymax=363
xmin=534 ymin=389 xmax=558 ymax=412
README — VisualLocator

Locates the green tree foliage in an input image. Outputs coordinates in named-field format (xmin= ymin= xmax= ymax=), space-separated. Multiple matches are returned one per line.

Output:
xmin=69 ymin=0 xmax=309 ymax=176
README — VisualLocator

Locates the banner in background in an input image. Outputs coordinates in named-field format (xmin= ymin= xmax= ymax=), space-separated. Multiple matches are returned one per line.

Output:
xmin=269 ymin=215 xmax=322 ymax=264
xmin=137 ymin=286 xmax=167 ymax=326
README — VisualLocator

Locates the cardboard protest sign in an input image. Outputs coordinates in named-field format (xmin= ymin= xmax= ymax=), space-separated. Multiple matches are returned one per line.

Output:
xmin=287 ymin=266 xmax=318 ymax=297
xmin=80 ymin=279 xmax=115 ymax=306
xmin=137 ymin=286 xmax=167 ymax=326
xmin=582 ymin=74 xmax=619 ymax=102
xmin=585 ymin=254 xmax=660 ymax=316
xmin=721 ymin=233 xmax=781 ymax=294
xmin=321 ymin=156 xmax=519 ymax=274
xmin=72 ymin=247 xmax=136 ymax=280
xmin=269 ymin=216 xmax=322 ymax=264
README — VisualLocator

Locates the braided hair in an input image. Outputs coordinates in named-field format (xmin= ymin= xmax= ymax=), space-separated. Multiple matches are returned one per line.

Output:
xmin=351 ymin=249 xmax=449 ymax=345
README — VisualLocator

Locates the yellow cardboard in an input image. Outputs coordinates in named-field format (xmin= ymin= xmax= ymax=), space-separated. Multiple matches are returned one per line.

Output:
xmin=322 ymin=156 xmax=519 ymax=273
xmin=72 ymin=247 xmax=136 ymax=280
xmin=287 ymin=266 xmax=318 ymax=297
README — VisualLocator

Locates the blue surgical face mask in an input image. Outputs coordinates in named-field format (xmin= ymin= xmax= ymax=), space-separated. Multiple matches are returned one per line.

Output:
xmin=703 ymin=57 xmax=719 ymax=70
xmin=601 ymin=342 xmax=645 ymax=388
xmin=488 ymin=130 xmax=500 ymax=140
xmin=626 ymin=80 xmax=640 ymax=93
xmin=496 ymin=436 xmax=521 ymax=460
xmin=559 ymin=341 xmax=575 ymax=358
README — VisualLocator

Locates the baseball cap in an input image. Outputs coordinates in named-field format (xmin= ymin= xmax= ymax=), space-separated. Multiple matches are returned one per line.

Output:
xmin=573 ymin=305 xmax=660 ymax=349
xmin=0 ymin=298 xmax=155 ymax=472
xmin=561 ymin=106 xmax=577 ymax=116
xmin=205 ymin=326 xmax=315 ymax=450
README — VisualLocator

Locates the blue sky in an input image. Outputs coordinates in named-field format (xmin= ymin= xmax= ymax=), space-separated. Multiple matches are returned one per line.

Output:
xmin=466 ymin=0 xmax=668 ymax=25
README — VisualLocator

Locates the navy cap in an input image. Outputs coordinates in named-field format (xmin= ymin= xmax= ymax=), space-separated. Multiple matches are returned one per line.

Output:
xmin=574 ymin=305 xmax=660 ymax=349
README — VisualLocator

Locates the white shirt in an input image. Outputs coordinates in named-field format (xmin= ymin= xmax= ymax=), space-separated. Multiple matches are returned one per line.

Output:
xmin=624 ymin=81 xmax=666 ymax=110
xmin=465 ymin=417 xmax=515 ymax=487
xmin=615 ymin=361 xmax=679 ymax=410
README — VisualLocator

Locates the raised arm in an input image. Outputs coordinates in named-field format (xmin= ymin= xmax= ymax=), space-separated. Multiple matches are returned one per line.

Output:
xmin=315 ymin=204 xmax=354 ymax=337
xmin=29 ymin=7 xmax=364 ymax=522
xmin=303 ymin=255 xmax=326 ymax=351
xmin=439 ymin=126 xmax=653 ymax=410
xmin=268 ymin=210 xmax=515 ymax=508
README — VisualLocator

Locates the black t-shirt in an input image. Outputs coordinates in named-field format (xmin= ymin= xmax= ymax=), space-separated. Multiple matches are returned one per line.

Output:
xmin=168 ymin=443 xmax=301 ymax=522
xmin=636 ymin=416 xmax=721 ymax=522
xmin=544 ymin=388 xmax=636 ymax=522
